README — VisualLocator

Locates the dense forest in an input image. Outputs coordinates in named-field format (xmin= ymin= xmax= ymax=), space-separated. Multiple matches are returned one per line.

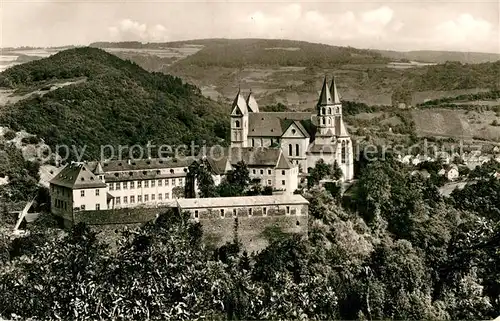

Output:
xmin=1 ymin=157 xmax=499 ymax=320
xmin=165 ymin=39 xmax=389 ymax=68
xmin=0 ymin=48 xmax=230 ymax=160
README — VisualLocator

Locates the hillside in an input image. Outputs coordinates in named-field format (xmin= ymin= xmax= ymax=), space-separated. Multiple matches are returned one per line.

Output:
xmin=161 ymin=38 xmax=390 ymax=67
xmin=0 ymin=47 xmax=229 ymax=160
xmin=375 ymin=49 xmax=500 ymax=64
xmin=87 ymin=39 xmax=500 ymax=108
xmin=89 ymin=39 xmax=500 ymax=64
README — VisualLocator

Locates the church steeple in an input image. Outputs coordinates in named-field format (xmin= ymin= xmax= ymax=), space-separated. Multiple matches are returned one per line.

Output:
xmin=317 ymin=76 xmax=333 ymax=107
xmin=315 ymin=76 xmax=335 ymax=139
xmin=246 ymin=90 xmax=259 ymax=113
xmin=231 ymin=88 xmax=248 ymax=116
xmin=230 ymin=88 xmax=249 ymax=148
xmin=329 ymin=76 xmax=341 ymax=104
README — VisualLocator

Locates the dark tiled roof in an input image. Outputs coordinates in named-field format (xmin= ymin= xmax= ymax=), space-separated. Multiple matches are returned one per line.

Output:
xmin=248 ymin=112 xmax=313 ymax=137
xmin=204 ymin=147 xmax=293 ymax=169
xmin=231 ymin=90 xmax=248 ymax=115
xmin=104 ymin=171 xmax=188 ymax=182
xmin=229 ymin=147 xmax=281 ymax=167
xmin=89 ymin=157 xmax=197 ymax=173
xmin=308 ymin=142 xmax=338 ymax=154
xmin=205 ymin=156 xmax=230 ymax=175
xmin=276 ymin=153 xmax=292 ymax=169
xmin=50 ymin=163 xmax=107 ymax=189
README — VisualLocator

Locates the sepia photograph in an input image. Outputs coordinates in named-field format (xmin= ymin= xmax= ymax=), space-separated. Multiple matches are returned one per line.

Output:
xmin=0 ymin=0 xmax=499 ymax=319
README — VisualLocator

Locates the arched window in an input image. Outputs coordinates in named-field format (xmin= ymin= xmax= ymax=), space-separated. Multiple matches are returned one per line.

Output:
xmin=235 ymin=120 xmax=240 ymax=128
xmin=341 ymin=141 xmax=347 ymax=164
xmin=288 ymin=144 xmax=293 ymax=156
xmin=328 ymin=107 xmax=332 ymax=114
xmin=252 ymin=138 xmax=255 ymax=147
xmin=295 ymin=144 xmax=300 ymax=156
xmin=336 ymin=107 xmax=340 ymax=114
xmin=322 ymin=107 xmax=326 ymax=115
xmin=322 ymin=118 xmax=326 ymax=125
xmin=327 ymin=118 xmax=331 ymax=125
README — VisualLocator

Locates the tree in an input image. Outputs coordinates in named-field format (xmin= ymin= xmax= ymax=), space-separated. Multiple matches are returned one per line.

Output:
xmin=186 ymin=159 xmax=217 ymax=198
xmin=217 ymin=161 xmax=250 ymax=197
xmin=307 ymin=159 xmax=333 ymax=187
xmin=172 ymin=186 xmax=185 ymax=199
xmin=332 ymin=160 xmax=343 ymax=180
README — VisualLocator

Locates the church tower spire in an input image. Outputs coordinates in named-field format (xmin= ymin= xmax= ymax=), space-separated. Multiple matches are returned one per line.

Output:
xmin=316 ymin=76 xmax=335 ymax=139
xmin=329 ymin=76 xmax=341 ymax=104
xmin=246 ymin=90 xmax=259 ymax=113
xmin=230 ymin=88 xmax=249 ymax=148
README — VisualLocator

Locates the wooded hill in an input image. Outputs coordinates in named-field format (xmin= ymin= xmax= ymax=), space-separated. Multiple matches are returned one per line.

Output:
xmin=0 ymin=47 xmax=229 ymax=160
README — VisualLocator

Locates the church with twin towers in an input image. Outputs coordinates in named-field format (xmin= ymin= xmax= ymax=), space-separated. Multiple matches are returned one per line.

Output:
xmin=229 ymin=76 xmax=354 ymax=182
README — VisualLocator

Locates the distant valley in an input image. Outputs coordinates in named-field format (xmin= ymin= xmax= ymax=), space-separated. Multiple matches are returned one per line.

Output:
xmin=1 ymin=39 xmax=499 ymax=144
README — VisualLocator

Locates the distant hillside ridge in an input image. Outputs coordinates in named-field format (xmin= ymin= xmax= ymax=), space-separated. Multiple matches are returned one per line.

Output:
xmin=0 ymin=47 xmax=229 ymax=160
xmin=90 ymin=38 xmax=500 ymax=64
xmin=376 ymin=49 xmax=500 ymax=64
xmin=93 ymin=38 xmax=390 ymax=67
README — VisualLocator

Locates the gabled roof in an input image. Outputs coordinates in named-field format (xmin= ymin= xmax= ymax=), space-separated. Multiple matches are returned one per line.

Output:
xmin=229 ymin=147 xmax=282 ymax=167
xmin=204 ymin=147 xmax=294 ymax=170
xmin=329 ymin=76 xmax=341 ymax=104
xmin=317 ymin=76 xmax=333 ymax=106
xmin=50 ymin=163 xmax=106 ymax=189
xmin=282 ymin=120 xmax=311 ymax=138
xmin=276 ymin=152 xmax=293 ymax=169
xmin=94 ymin=162 xmax=105 ymax=175
xmin=231 ymin=89 xmax=248 ymax=116
xmin=246 ymin=92 xmax=259 ymax=113
xmin=204 ymin=156 xmax=230 ymax=175
xmin=307 ymin=142 xmax=338 ymax=154
xmin=248 ymin=112 xmax=314 ymax=137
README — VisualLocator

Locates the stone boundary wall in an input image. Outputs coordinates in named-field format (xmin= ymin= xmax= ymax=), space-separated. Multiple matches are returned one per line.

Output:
xmin=59 ymin=204 xmax=308 ymax=251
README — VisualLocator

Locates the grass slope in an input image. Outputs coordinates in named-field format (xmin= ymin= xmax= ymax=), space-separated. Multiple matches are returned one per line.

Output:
xmin=0 ymin=47 xmax=229 ymax=160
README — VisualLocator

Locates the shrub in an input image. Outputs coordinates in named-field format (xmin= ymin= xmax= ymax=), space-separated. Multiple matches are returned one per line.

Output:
xmin=3 ymin=130 xmax=16 ymax=141
xmin=21 ymin=136 xmax=40 ymax=145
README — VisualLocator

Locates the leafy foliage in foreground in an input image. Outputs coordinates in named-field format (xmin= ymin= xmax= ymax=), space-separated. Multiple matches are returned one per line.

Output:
xmin=1 ymin=158 xmax=500 ymax=320
xmin=0 ymin=142 xmax=40 ymax=202
xmin=0 ymin=47 xmax=229 ymax=160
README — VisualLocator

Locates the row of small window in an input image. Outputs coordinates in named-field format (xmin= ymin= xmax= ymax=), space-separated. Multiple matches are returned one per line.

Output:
xmin=250 ymin=138 xmax=278 ymax=147
xmin=53 ymin=199 xmax=68 ymax=210
xmin=109 ymin=178 xmax=184 ymax=191
xmin=320 ymin=107 xmax=340 ymax=115
xmin=80 ymin=189 xmax=100 ymax=197
xmin=252 ymin=169 xmax=287 ymax=176
xmin=193 ymin=206 xmax=293 ymax=219
xmin=114 ymin=193 xmax=171 ymax=205
xmin=288 ymin=144 xmax=301 ymax=157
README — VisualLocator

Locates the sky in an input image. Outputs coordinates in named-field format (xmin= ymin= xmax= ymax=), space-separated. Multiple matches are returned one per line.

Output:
xmin=1 ymin=0 xmax=499 ymax=53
